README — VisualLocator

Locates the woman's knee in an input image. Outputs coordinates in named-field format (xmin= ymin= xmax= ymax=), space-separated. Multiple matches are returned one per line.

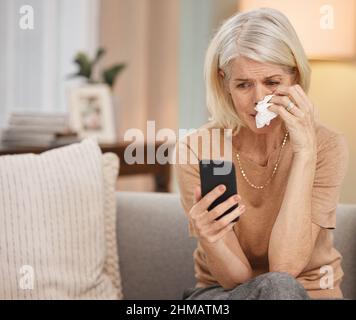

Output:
xmin=182 ymin=284 xmax=228 ymax=300
xmin=261 ymin=272 xmax=298 ymax=284
xmin=256 ymin=272 xmax=310 ymax=299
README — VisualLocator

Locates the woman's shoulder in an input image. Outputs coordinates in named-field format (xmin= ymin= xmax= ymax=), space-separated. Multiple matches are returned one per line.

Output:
xmin=175 ymin=121 xmax=230 ymax=160
xmin=315 ymin=121 xmax=348 ymax=153
xmin=315 ymin=121 xmax=349 ymax=174
xmin=189 ymin=120 xmax=222 ymax=135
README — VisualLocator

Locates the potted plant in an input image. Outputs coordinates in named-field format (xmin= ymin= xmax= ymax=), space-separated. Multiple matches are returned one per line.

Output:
xmin=68 ymin=47 xmax=126 ymax=90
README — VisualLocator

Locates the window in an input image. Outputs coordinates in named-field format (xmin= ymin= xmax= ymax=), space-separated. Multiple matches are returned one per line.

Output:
xmin=0 ymin=0 xmax=99 ymax=126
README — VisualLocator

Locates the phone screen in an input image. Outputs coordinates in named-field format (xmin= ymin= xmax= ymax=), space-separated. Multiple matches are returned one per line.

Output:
xmin=199 ymin=159 xmax=239 ymax=222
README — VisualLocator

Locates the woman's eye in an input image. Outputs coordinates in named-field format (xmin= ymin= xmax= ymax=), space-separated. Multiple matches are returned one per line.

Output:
xmin=236 ymin=81 xmax=280 ymax=89
xmin=237 ymin=83 xmax=250 ymax=88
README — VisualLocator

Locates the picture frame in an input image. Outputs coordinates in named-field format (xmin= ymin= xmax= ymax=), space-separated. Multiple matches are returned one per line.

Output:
xmin=69 ymin=84 xmax=117 ymax=144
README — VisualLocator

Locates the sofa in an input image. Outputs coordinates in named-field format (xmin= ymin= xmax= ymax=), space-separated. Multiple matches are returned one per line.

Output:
xmin=116 ymin=191 xmax=356 ymax=300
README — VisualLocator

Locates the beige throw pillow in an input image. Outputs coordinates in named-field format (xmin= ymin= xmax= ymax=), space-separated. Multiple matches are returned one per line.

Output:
xmin=0 ymin=138 xmax=123 ymax=299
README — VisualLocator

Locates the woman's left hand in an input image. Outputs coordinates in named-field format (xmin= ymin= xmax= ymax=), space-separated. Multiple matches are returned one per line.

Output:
xmin=268 ymin=84 xmax=317 ymax=157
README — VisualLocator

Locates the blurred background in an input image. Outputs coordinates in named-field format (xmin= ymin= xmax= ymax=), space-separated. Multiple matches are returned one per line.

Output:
xmin=0 ymin=0 xmax=355 ymax=204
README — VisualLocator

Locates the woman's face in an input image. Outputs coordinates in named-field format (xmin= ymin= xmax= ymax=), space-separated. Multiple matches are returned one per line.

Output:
xmin=223 ymin=56 xmax=297 ymax=134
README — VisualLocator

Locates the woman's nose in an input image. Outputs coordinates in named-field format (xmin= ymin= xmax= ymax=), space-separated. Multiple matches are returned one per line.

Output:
xmin=254 ymin=84 xmax=273 ymax=104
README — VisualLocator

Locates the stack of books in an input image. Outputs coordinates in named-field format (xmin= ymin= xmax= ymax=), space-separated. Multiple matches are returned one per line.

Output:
xmin=0 ymin=111 xmax=80 ymax=148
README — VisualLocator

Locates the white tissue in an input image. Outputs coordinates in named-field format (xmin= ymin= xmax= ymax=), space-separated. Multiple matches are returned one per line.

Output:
xmin=254 ymin=95 xmax=278 ymax=128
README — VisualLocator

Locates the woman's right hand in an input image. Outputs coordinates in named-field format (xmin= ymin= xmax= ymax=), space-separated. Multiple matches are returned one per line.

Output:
xmin=189 ymin=184 xmax=246 ymax=244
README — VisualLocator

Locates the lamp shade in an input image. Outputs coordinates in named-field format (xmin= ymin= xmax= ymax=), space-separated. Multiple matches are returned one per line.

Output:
xmin=238 ymin=0 xmax=356 ymax=60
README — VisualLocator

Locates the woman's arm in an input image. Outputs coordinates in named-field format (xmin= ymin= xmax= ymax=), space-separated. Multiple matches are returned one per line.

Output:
xmin=267 ymin=85 xmax=350 ymax=278
xmin=201 ymin=229 xmax=253 ymax=290
xmin=190 ymin=185 xmax=253 ymax=290
xmin=268 ymin=151 xmax=318 ymax=277
xmin=174 ymin=140 xmax=253 ymax=289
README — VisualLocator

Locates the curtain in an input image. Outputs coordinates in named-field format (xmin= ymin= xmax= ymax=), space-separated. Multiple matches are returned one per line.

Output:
xmin=99 ymin=0 xmax=179 ymax=141
xmin=99 ymin=0 xmax=180 ymax=192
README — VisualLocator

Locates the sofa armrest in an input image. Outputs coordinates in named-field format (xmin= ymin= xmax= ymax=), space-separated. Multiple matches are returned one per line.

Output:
xmin=335 ymin=204 xmax=356 ymax=300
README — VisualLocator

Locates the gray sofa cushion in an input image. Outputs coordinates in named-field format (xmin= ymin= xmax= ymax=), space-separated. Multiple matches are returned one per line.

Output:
xmin=116 ymin=192 xmax=356 ymax=300
xmin=116 ymin=192 xmax=197 ymax=300
xmin=334 ymin=204 xmax=356 ymax=299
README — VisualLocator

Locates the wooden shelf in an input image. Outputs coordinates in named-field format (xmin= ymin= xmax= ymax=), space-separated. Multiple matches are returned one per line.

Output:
xmin=0 ymin=141 xmax=173 ymax=192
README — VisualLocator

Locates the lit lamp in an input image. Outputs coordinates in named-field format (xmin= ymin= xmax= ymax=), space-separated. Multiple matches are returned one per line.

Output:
xmin=238 ymin=0 xmax=356 ymax=60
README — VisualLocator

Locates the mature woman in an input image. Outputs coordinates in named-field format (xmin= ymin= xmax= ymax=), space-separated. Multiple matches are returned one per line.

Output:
xmin=174 ymin=8 xmax=349 ymax=300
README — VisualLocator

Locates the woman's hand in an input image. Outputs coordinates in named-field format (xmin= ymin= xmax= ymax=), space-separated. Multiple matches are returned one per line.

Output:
xmin=189 ymin=184 xmax=245 ymax=245
xmin=268 ymin=84 xmax=317 ymax=157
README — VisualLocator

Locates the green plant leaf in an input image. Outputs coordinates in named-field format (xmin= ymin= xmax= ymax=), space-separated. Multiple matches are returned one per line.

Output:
xmin=93 ymin=47 xmax=106 ymax=64
xmin=73 ymin=52 xmax=92 ymax=79
xmin=102 ymin=63 xmax=126 ymax=88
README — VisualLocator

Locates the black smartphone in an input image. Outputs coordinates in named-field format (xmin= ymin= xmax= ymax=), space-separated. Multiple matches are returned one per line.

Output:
xmin=199 ymin=159 xmax=239 ymax=223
